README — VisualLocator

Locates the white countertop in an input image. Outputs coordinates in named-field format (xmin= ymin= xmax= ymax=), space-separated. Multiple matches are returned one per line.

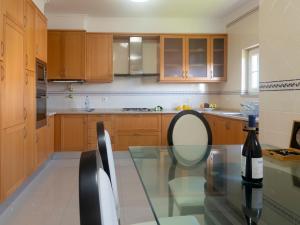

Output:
xmin=47 ymin=108 xmax=255 ymax=122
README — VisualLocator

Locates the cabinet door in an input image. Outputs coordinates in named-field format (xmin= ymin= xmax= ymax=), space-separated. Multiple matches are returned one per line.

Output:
xmin=47 ymin=116 xmax=54 ymax=155
xmin=35 ymin=9 xmax=47 ymax=62
xmin=24 ymin=71 xmax=36 ymax=176
xmin=24 ymin=0 xmax=35 ymax=71
xmin=1 ymin=17 xmax=25 ymax=129
xmin=0 ymin=0 xmax=4 ymax=61
xmin=36 ymin=125 xmax=48 ymax=166
xmin=63 ymin=31 xmax=86 ymax=79
xmin=47 ymin=31 xmax=63 ymax=79
xmin=115 ymin=114 xmax=161 ymax=132
xmin=1 ymin=124 xmax=25 ymax=200
xmin=87 ymin=115 xmax=114 ymax=150
xmin=86 ymin=33 xmax=113 ymax=82
xmin=3 ymin=0 xmax=24 ymax=27
xmin=160 ymin=35 xmax=186 ymax=81
xmin=211 ymin=35 xmax=227 ymax=81
xmin=115 ymin=131 xmax=161 ymax=151
xmin=161 ymin=114 xmax=174 ymax=145
xmin=61 ymin=115 xmax=87 ymax=151
xmin=186 ymin=36 xmax=210 ymax=81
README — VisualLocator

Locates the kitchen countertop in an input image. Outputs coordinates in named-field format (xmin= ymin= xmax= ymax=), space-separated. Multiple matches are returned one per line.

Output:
xmin=47 ymin=108 xmax=254 ymax=122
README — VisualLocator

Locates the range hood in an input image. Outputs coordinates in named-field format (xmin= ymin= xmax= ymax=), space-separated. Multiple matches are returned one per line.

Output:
xmin=129 ymin=37 xmax=143 ymax=75
xmin=113 ymin=36 xmax=159 ymax=76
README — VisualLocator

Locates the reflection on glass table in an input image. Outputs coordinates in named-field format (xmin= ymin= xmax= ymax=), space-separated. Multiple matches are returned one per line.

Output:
xmin=129 ymin=145 xmax=300 ymax=225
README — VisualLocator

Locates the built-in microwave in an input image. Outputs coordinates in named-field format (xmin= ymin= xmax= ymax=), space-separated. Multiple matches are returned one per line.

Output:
xmin=36 ymin=59 xmax=47 ymax=129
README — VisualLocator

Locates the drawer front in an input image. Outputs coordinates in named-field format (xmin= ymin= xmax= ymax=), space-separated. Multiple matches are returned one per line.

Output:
xmin=115 ymin=131 xmax=161 ymax=151
xmin=115 ymin=114 xmax=161 ymax=131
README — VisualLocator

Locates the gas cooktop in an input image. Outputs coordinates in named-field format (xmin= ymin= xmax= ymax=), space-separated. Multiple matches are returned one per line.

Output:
xmin=122 ymin=108 xmax=154 ymax=112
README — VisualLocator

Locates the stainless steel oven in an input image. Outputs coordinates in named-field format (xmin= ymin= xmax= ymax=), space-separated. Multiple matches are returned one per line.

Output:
xmin=36 ymin=59 xmax=47 ymax=129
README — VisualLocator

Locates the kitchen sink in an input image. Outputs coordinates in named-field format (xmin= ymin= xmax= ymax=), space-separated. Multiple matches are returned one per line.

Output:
xmin=72 ymin=108 xmax=95 ymax=112
xmin=219 ymin=112 xmax=244 ymax=116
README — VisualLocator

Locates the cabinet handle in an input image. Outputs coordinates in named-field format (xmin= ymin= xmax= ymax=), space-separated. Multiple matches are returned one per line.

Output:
xmin=225 ymin=122 xmax=230 ymax=130
xmin=25 ymin=72 xmax=29 ymax=85
xmin=0 ymin=65 xmax=4 ymax=81
xmin=24 ymin=128 xmax=27 ymax=138
xmin=1 ymin=41 xmax=4 ymax=57
xmin=24 ymin=108 xmax=27 ymax=120
xmin=25 ymin=54 xmax=28 ymax=67
xmin=24 ymin=16 xmax=27 ymax=28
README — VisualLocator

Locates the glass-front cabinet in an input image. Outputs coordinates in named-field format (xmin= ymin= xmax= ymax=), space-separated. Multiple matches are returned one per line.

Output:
xmin=160 ymin=34 xmax=227 ymax=82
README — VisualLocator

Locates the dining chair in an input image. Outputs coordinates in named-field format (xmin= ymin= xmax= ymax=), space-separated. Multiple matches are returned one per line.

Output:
xmin=167 ymin=110 xmax=212 ymax=146
xmin=167 ymin=110 xmax=212 ymax=216
xmin=97 ymin=121 xmax=120 ymax=220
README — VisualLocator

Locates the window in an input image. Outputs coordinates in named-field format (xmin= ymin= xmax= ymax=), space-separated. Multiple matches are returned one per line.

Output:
xmin=242 ymin=46 xmax=259 ymax=94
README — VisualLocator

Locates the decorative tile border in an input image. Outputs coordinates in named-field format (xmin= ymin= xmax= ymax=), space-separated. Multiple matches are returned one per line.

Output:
xmin=260 ymin=79 xmax=300 ymax=91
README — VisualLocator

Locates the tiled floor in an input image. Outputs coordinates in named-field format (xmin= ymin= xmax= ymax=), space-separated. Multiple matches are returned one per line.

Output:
xmin=0 ymin=152 xmax=154 ymax=225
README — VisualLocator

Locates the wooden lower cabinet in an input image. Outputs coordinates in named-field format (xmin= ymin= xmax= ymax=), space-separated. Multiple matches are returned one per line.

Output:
xmin=0 ymin=124 xmax=25 ymax=200
xmin=204 ymin=114 xmax=247 ymax=145
xmin=115 ymin=131 xmax=161 ymax=151
xmin=47 ymin=116 xmax=55 ymax=155
xmin=36 ymin=125 xmax=48 ymax=167
xmin=87 ymin=115 xmax=114 ymax=150
xmin=161 ymin=114 xmax=175 ymax=145
xmin=55 ymin=115 xmax=88 ymax=152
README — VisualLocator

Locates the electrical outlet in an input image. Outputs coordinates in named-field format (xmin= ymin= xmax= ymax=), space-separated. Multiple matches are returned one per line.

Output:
xmin=102 ymin=97 xmax=108 ymax=102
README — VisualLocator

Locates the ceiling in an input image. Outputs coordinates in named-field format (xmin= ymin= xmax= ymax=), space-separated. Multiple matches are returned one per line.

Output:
xmin=45 ymin=0 xmax=251 ymax=18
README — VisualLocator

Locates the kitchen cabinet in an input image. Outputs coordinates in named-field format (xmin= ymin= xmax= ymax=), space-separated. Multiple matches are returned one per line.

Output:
xmin=86 ymin=33 xmax=113 ymax=82
xmin=3 ymin=0 xmax=24 ymax=27
xmin=47 ymin=30 xmax=86 ymax=80
xmin=47 ymin=116 xmax=54 ymax=155
xmin=204 ymin=114 xmax=247 ymax=145
xmin=0 ymin=0 xmax=4 ymax=61
xmin=160 ymin=35 xmax=227 ymax=82
xmin=35 ymin=8 xmax=47 ymax=62
xmin=24 ymin=70 xmax=36 ymax=176
xmin=36 ymin=125 xmax=48 ymax=166
xmin=87 ymin=115 xmax=114 ymax=150
xmin=55 ymin=115 xmax=88 ymax=151
xmin=1 ymin=17 xmax=25 ymax=129
xmin=0 ymin=124 xmax=25 ymax=200
xmin=24 ymin=0 xmax=36 ymax=71
xmin=161 ymin=114 xmax=175 ymax=145
xmin=114 ymin=114 xmax=161 ymax=151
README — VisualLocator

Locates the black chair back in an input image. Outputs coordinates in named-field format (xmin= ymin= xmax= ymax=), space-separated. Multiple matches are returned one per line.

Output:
xmin=97 ymin=121 xmax=111 ymax=179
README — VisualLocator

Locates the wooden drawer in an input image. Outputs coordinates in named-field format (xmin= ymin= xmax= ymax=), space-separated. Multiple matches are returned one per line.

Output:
xmin=115 ymin=114 xmax=161 ymax=132
xmin=115 ymin=131 xmax=161 ymax=151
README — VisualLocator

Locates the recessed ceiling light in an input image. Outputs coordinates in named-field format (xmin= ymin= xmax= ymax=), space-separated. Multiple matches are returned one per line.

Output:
xmin=130 ymin=0 xmax=149 ymax=3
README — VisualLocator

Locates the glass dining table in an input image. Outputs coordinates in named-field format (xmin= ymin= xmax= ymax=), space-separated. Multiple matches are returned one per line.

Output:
xmin=129 ymin=145 xmax=300 ymax=225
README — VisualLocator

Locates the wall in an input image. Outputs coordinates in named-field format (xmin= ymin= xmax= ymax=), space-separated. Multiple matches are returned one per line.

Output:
xmin=32 ymin=0 xmax=47 ymax=13
xmin=218 ymin=9 xmax=259 ymax=110
xmin=259 ymin=0 xmax=300 ymax=148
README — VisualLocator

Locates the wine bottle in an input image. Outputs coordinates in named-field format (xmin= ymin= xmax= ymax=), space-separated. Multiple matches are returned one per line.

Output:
xmin=242 ymin=182 xmax=263 ymax=225
xmin=241 ymin=115 xmax=263 ymax=183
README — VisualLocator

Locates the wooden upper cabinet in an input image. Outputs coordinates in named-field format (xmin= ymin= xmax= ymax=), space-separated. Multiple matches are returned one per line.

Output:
xmin=3 ymin=0 xmax=24 ymax=27
xmin=47 ymin=31 xmax=63 ymax=79
xmin=35 ymin=8 xmax=47 ymax=62
xmin=60 ymin=115 xmax=87 ymax=151
xmin=160 ymin=34 xmax=227 ymax=83
xmin=24 ymin=0 xmax=35 ymax=71
xmin=211 ymin=35 xmax=227 ymax=81
xmin=0 ymin=0 xmax=4 ymax=61
xmin=160 ymin=35 xmax=186 ymax=82
xmin=47 ymin=30 xmax=86 ymax=80
xmin=86 ymin=33 xmax=113 ymax=82
xmin=1 ymin=17 xmax=25 ymax=129
xmin=0 ymin=124 xmax=25 ymax=200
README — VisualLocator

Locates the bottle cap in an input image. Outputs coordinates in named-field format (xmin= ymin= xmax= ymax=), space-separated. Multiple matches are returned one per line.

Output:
xmin=248 ymin=115 xmax=256 ymax=128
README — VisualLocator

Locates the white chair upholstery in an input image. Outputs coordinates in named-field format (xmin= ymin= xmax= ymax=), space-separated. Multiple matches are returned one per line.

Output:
xmin=104 ymin=130 xmax=120 ymax=219
xmin=98 ymin=168 xmax=201 ymax=225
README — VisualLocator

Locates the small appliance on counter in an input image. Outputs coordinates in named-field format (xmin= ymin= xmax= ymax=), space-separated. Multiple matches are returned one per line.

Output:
xmin=36 ymin=59 xmax=47 ymax=129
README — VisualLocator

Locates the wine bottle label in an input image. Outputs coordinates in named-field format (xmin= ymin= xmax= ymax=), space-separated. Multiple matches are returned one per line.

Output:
xmin=252 ymin=158 xmax=263 ymax=179
xmin=241 ymin=155 xmax=246 ymax=177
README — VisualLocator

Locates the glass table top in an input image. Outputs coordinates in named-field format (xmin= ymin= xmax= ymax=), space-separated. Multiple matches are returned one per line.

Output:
xmin=129 ymin=145 xmax=300 ymax=225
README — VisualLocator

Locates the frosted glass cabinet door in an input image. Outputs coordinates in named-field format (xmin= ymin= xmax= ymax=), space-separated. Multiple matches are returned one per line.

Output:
xmin=186 ymin=37 xmax=209 ymax=79
xmin=212 ymin=36 xmax=227 ymax=80
xmin=161 ymin=36 xmax=185 ymax=80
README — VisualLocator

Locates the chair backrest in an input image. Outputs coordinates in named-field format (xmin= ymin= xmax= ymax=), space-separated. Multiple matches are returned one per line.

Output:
xmin=79 ymin=150 xmax=102 ymax=225
xmin=97 ymin=122 xmax=120 ymax=219
xmin=98 ymin=168 xmax=119 ymax=225
xmin=168 ymin=110 xmax=212 ymax=146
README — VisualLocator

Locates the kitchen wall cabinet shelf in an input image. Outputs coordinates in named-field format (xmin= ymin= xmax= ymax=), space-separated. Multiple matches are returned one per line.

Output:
xmin=160 ymin=34 xmax=227 ymax=83
xmin=48 ymin=30 xmax=86 ymax=80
